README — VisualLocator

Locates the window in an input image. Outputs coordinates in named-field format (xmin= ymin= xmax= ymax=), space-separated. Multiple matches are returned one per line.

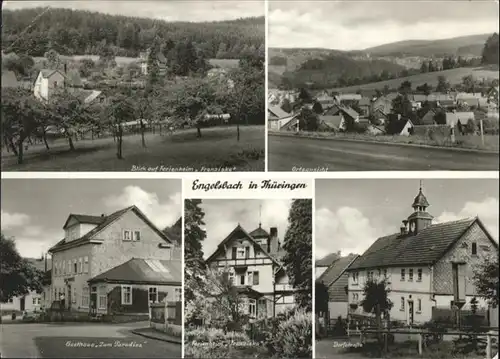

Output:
xmin=231 ymin=247 xmax=237 ymax=259
xmin=174 ymin=288 xmax=182 ymax=302
xmin=123 ymin=230 xmax=132 ymax=241
xmin=133 ymin=231 xmax=141 ymax=241
xmin=228 ymin=271 xmax=235 ymax=284
xmin=247 ymin=272 xmax=253 ymax=285
xmin=148 ymin=287 xmax=158 ymax=303
xmin=417 ymin=299 xmax=422 ymax=313
xmin=401 ymin=269 xmax=405 ymax=281
xmin=78 ymin=258 xmax=83 ymax=274
xmin=84 ymin=257 xmax=89 ymax=274
xmin=67 ymin=260 xmax=71 ymax=275
xmin=248 ymin=299 xmax=257 ymax=317
xmin=409 ymin=269 xmax=414 ymax=281
xmin=7 ymin=298 xmax=14 ymax=303
xmin=72 ymin=287 xmax=77 ymax=304
xmin=253 ymin=271 xmax=259 ymax=285
xmin=245 ymin=246 xmax=250 ymax=259
xmin=352 ymin=272 xmax=359 ymax=284
xmin=73 ymin=259 xmax=77 ymax=274
xmin=82 ymin=287 xmax=89 ymax=308
xmin=352 ymin=293 xmax=359 ymax=302
xmin=237 ymin=247 xmax=245 ymax=259
xmin=98 ymin=286 xmax=107 ymax=309
xmin=400 ymin=297 xmax=405 ymax=311
xmin=417 ymin=269 xmax=422 ymax=282
xmin=33 ymin=297 xmax=40 ymax=305
xmin=472 ymin=242 xmax=477 ymax=255
xmin=121 ymin=285 xmax=132 ymax=305
xmin=54 ymin=81 xmax=58 ymax=88
xmin=239 ymin=274 xmax=245 ymax=285
xmin=53 ymin=288 xmax=57 ymax=301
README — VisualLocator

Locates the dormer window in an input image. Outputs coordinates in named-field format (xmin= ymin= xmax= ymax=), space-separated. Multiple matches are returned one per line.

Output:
xmin=237 ymin=248 xmax=245 ymax=259
xmin=133 ymin=230 xmax=141 ymax=241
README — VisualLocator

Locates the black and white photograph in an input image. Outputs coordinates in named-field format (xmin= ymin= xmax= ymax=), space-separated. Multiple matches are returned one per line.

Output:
xmin=267 ymin=0 xmax=499 ymax=171
xmin=184 ymin=198 xmax=312 ymax=358
xmin=1 ymin=0 xmax=265 ymax=172
xmin=314 ymin=179 xmax=499 ymax=359
xmin=0 ymin=179 xmax=182 ymax=358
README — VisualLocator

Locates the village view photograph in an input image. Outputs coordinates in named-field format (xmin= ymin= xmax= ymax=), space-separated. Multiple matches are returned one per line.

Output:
xmin=314 ymin=179 xmax=499 ymax=359
xmin=0 ymin=179 xmax=182 ymax=358
xmin=1 ymin=0 xmax=265 ymax=172
xmin=184 ymin=198 xmax=312 ymax=358
xmin=268 ymin=0 xmax=499 ymax=171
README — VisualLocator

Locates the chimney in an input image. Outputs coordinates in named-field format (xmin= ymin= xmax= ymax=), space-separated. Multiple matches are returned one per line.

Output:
xmin=64 ymin=63 xmax=67 ymax=74
xmin=101 ymin=214 xmax=105 ymax=217
xmin=269 ymin=227 xmax=278 ymax=253
xmin=45 ymin=254 xmax=48 ymax=272
xmin=400 ymin=220 xmax=409 ymax=235
xmin=397 ymin=114 xmax=401 ymax=121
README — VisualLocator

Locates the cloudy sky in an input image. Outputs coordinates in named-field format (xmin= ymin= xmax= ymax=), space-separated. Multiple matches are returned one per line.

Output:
xmin=1 ymin=179 xmax=181 ymax=258
xmin=316 ymin=179 xmax=499 ymax=260
xmin=195 ymin=199 xmax=293 ymax=260
xmin=3 ymin=0 xmax=264 ymax=22
xmin=269 ymin=0 xmax=499 ymax=50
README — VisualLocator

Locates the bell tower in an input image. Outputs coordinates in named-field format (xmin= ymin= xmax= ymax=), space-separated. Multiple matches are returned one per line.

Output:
xmin=407 ymin=181 xmax=433 ymax=235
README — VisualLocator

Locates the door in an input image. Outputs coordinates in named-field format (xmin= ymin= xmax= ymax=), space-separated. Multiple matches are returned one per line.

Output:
xmin=90 ymin=286 xmax=97 ymax=316
xmin=20 ymin=297 xmax=25 ymax=311
xmin=408 ymin=300 xmax=414 ymax=326
xmin=67 ymin=285 xmax=72 ymax=310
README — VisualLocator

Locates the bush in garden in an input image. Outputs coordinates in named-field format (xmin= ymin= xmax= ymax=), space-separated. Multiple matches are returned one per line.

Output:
xmin=272 ymin=309 xmax=313 ymax=358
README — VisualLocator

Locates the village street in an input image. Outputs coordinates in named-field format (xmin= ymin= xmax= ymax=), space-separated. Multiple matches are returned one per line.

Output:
xmin=0 ymin=320 xmax=181 ymax=358
xmin=268 ymin=135 xmax=499 ymax=171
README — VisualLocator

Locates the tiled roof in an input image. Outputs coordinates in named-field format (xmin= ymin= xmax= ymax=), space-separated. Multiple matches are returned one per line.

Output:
xmin=49 ymin=206 xmax=172 ymax=253
xmin=318 ymin=254 xmax=358 ymax=287
xmin=319 ymin=115 xmax=343 ymax=129
xmin=386 ymin=119 xmax=411 ymax=134
xmin=445 ymin=112 xmax=475 ymax=126
xmin=249 ymin=226 xmax=269 ymax=239
xmin=40 ymin=69 xmax=66 ymax=79
xmin=268 ymin=105 xmax=290 ymax=120
xmin=339 ymin=105 xmax=359 ymax=121
xmin=348 ymin=218 xmax=478 ymax=270
xmin=316 ymin=252 xmax=340 ymax=267
xmin=63 ymin=214 xmax=106 ymax=229
xmin=89 ymin=258 xmax=181 ymax=285
xmin=26 ymin=257 xmax=52 ymax=272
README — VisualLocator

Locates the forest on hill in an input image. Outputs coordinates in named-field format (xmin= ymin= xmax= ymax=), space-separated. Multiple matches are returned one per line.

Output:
xmin=1 ymin=7 xmax=264 ymax=58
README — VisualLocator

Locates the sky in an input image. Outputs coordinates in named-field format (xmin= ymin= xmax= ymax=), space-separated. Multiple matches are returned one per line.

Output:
xmin=195 ymin=199 xmax=293 ymax=260
xmin=2 ymin=0 xmax=264 ymax=22
xmin=269 ymin=0 xmax=499 ymax=50
xmin=315 ymin=179 xmax=499 ymax=260
xmin=1 ymin=179 xmax=181 ymax=258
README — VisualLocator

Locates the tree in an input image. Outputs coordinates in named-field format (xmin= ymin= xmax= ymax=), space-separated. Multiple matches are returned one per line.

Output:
xmin=298 ymin=88 xmax=313 ymax=103
xmin=360 ymin=278 xmax=393 ymax=345
xmin=436 ymin=75 xmax=450 ymax=93
xmin=281 ymin=98 xmax=292 ymax=114
xmin=399 ymin=80 xmax=412 ymax=95
xmin=44 ymin=49 xmax=61 ymax=70
xmin=282 ymin=199 xmax=313 ymax=311
xmin=315 ymin=280 xmax=329 ymax=315
xmin=481 ymin=33 xmax=499 ymax=65
xmin=420 ymin=61 xmax=429 ymax=73
xmin=312 ymin=101 xmax=323 ymax=114
xmin=79 ymin=58 xmax=95 ymax=78
xmin=0 ymin=233 xmax=44 ymax=303
xmin=106 ymin=94 xmax=135 ymax=159
xmin=184 ymin=199 xmax=207 ymax=303
xmin=392 ymin=94 xmax=413 ymax=118
xmin=462 ymin=75 xmax=476 ymax=93
xmin=298 ymin=108 xmax=319 ymax=132
xmin=416 ymin=83 xmax=432 ymax=96
xmin=473 ymin=255 xmax=499 ymax=307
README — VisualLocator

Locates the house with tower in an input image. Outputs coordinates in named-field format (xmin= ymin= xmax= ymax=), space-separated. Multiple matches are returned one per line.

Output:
xmin=346 ymin=184 xmax=498 ymax=325
xmin=205 ymin=222 xmax=296 ymax=319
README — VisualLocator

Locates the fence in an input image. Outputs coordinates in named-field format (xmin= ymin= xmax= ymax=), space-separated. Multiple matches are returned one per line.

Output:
xmin=150 ymin=301 xmax=182 ymax=326
xmin=360 ymin=328 xmax=499 ymax=359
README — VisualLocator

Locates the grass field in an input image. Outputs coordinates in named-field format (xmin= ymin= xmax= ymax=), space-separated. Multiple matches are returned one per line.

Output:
xmin=332 ymin=66 xmax=499 ymax=92
xmin=1 ymin=126 xmax=265 ymax=172
xmin=269 ymin=130 xmax=500 ymax=152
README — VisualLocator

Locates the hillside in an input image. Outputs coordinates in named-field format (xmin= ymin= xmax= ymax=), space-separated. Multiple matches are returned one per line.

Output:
xmin=363 ymin=34 xmax=491 ymax=57
xmin=332 ymin=66 xmax=499 ymax=93
xmin=1 ymin=7 xmax=264 ymax=58
xmin=274 ymin=54 xmax=406 ymax=89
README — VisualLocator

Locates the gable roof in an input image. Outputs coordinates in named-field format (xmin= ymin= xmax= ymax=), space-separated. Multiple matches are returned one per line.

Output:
xmin=205 ymin=224 xmax=281 ymax=266
xmin=319 ymin=115 xmax=343 ymax=129
xmin=347 ymin=217 xmax=495 ymax=271
xmin=249 ymin=226 xmax=269 ymax=239
xmin=39 ymin=69 xmax=66 ymax=79
xmin=445 ymin=111 xmax=475 ymax=126
xmin=49 ymin=206 xmax=173 ymax=253
xmin=386 ymin=119 xmax=412 ymax=134
xmin=316 ymin=252 xmax=341 ymax=267
xmin=63 ymin=214 xmax=106 ymax=229
xmin=89 ymin=258 xmax=181 ymax=285
xmin=339 ymin=105 xmax=359 ymax=121
xmin=419 ymin=109 xmax=437 ymax=125
xmin=318 ymin=254 xmax=359 ymax=287
xmin=268 ymin=105 xmax=290 ymax=120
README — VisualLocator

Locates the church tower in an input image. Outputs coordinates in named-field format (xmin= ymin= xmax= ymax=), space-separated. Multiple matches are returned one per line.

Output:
xmin=407 ymin=182 xmax=433 ymax=235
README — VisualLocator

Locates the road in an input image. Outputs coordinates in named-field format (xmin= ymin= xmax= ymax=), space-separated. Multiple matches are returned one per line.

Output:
xmin=0 ymin=321 xmax=181 ymax=358
xmin=268 ymin=136 xmax=499 ymax=171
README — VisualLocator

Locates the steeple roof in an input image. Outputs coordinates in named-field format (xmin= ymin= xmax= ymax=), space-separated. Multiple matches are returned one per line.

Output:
xmin=249 ymin=224 xmax=269 ymax=239
xmin=412 ymin=187 xmax=430 ymax=208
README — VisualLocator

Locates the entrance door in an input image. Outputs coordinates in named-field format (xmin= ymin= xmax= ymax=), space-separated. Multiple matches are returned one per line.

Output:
xmin=90 ymin=286 xmax=97 ymax=316
xmin=408 ymin=300 xmax=414 ymax=326
xmin=20 ymin=297 xmax=25 ymax=311
xmin=67 ymin=285 xmax=72 ymax=310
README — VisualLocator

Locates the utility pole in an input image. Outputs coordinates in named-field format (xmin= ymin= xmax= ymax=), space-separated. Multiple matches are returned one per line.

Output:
xmin=480 ymin=118 xmax=484 ymax=146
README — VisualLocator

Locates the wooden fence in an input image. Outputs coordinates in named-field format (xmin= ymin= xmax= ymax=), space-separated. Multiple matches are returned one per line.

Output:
xmin=150 ymin=301 xmax=181 ymax=326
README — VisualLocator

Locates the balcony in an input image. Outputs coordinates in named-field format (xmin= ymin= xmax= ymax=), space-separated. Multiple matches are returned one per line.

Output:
xmin=274 ymin=283 xmax=294 ymax=292
xmin=216 ymin=257 xmax=272 ymax=267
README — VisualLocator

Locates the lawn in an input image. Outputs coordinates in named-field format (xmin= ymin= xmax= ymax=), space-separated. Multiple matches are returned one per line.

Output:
xmin=1 ymin=125 xmax=265 ymax=171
